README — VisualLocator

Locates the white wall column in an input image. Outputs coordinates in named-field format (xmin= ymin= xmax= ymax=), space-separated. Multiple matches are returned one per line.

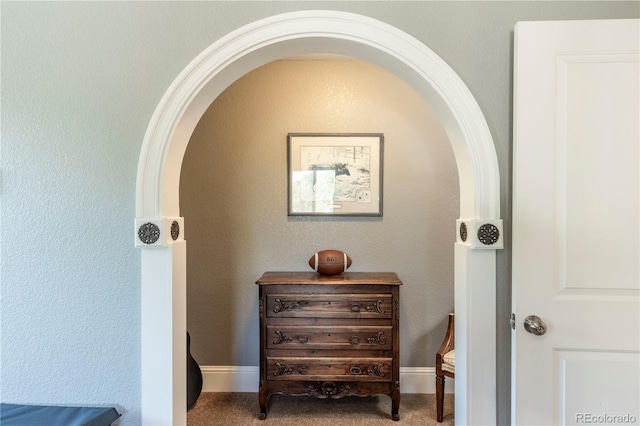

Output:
xmin=141 ymin=239 xmax=187 ymax=425
xmin=455 ymin=242 xmax=497 ymax=425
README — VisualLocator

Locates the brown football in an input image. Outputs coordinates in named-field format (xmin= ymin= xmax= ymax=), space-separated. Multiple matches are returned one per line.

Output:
xmin=308 ymin=249 xmax=352 ymax=275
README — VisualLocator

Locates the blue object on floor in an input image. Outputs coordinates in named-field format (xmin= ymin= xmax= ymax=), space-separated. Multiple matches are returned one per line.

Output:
xmin=0 ymin=403 xmax=121 ymax=426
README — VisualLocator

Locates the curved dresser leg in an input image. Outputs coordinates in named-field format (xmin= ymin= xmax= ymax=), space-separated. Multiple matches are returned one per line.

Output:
xmin=258 ymin=382 xmax=267 ymax=419
xmin=391 ymin=385 xmax=400 ymax=421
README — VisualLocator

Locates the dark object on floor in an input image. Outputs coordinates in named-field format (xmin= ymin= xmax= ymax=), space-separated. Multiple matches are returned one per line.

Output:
xmin=187 ymin=331 xmax=203 ymax=410
xmin=435 ymin=312 xmax=455 ymax=422
xmin=0 ymin=403 xmax=120 ymax=426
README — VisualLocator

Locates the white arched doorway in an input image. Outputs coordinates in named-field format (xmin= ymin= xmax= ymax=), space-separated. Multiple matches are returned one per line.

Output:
xmin=135 ymin=10 xmax=502 ymax=425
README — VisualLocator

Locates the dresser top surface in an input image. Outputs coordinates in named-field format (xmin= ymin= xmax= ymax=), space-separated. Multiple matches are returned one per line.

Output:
xmin=255 ymin=271 xmax=402 ymax=286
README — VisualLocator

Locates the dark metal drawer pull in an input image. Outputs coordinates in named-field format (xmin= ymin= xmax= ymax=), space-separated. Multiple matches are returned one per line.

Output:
xmin=273 ymin=331 xmax=308 ymax=345
xmin=272 ymin=298 xmax=291 ymax=313
xmin=367 ymin=300 xmax=385 ymax=314
xmin=272 ymin=299 xmax=308 ymax=313
xmin=273 ymin=362 xmax=308 ymax=376
xmin=350 ymin=300 xmax=385 ymax=314
xmin=367 ymin=364 xmax=385 ymax=378
xmin=273 ymin=330 xmax=292 ymax=345
xmin=367 ymin=332 xmax=386 ymax=345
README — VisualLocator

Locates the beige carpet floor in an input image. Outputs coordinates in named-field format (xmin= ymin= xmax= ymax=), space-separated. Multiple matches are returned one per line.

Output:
xmin=187 ymin=393 xmax=454 ymax=425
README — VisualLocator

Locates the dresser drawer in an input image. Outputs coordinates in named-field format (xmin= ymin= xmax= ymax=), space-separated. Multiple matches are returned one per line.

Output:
xmin=266 ymin=294 xmax=393 ymax=319
xmin=266 ymin=326 xmax=393 ymax=350
xmin=267 ymin=357 xmax=393 ymax=382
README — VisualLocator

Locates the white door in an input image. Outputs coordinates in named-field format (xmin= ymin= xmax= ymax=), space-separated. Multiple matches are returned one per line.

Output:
xmin=513 ymin=19 xmax=640 ymax=425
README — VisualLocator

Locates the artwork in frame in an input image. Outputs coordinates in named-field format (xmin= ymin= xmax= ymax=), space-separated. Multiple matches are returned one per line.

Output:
xmin=287 ymin=133 xmax=383 ymax=216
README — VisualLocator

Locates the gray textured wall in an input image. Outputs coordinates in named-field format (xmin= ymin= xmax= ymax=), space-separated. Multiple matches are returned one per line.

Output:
xmin=2 ymin=2 xmax=637 ymax=424
xmin=180 ymin=59 xmax=459 ymax=367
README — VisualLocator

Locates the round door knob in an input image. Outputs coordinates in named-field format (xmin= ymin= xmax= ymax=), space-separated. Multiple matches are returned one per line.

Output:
xmin=523 ymin=315 xmax=547 ymax=335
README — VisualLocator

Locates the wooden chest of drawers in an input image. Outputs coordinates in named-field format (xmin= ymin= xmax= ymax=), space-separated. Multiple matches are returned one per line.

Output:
xmin=256 ymin=271 xmax=402 ymax=420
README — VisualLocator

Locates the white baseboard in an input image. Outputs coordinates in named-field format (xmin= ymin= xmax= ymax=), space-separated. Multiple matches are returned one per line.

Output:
xmin=200 ymin=366 xmax=454 ymax=394
xmin=201 ymin=366 xmax=259 ymax=393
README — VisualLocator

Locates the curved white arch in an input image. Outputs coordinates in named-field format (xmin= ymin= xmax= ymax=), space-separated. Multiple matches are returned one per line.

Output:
xmin=136 ymin=10 xmax=501 ymax=425
xmin=136 ymin=10 xmax=500 ymax=220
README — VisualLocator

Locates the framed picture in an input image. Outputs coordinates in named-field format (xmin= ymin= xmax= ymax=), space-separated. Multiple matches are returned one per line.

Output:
xmin=287 ymin=133 xmax=383 ymax=216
